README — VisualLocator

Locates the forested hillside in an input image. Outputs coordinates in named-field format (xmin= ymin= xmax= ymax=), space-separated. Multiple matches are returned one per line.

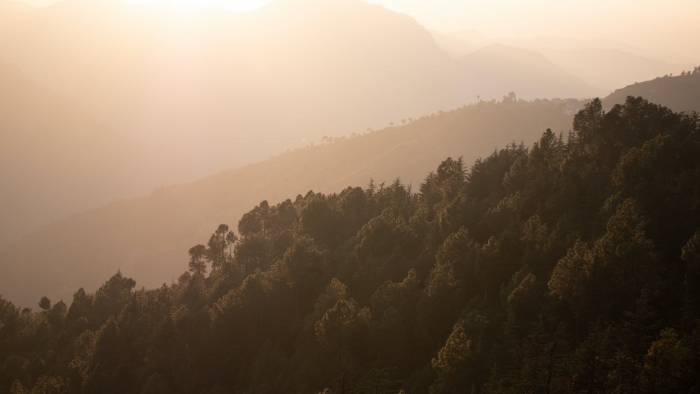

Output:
xmin=1 ymin=97 xmax=699 ymax=394
xmin=0 ymin=97 xmax=580 ymax=308
xmin=602 ymin=67 xmax=700 ymax=113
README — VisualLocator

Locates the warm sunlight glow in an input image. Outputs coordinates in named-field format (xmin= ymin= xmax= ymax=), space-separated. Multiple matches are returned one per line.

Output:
xmin=13 ymin=0 xmax=700 ymax=62
xmin=1 ymin=0 xmax=700 ymax=391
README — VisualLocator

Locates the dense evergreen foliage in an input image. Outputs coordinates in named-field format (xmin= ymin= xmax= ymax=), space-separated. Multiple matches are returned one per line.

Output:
xmin=1 ymin=97 xmax=699 ymax=394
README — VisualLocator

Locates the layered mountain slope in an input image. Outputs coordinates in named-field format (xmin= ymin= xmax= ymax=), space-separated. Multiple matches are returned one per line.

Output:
xmin=0 ymin=0 xmax=452 ymax=178
xmin=0 ymin=99 xmax=579 ymax=307
xmin=602 ymin=70 xmax=700 ymax=113
xmin=454 ymin=43 xmax=602 ymax=101
xmin=539 ymin=48 xmax=690 ymax=91
xmin=430 ymin=29 xmax=492 ymax=57
xmin=3 ymin=66 xmax=698 ymax=308
xmin=0 ymin=60 xmax=160 ymax=247
xmin=431 ymin=30 xmax=690 ymax=92
xmin=0 ymin=0 xmax=600 ymax=181
xmin=0 ymin=0 xmax=604 ymax=261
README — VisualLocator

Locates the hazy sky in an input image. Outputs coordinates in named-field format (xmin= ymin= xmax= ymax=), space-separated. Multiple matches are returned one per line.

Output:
xmin=12 ymin=0 xmax=700 ymax=63
xmin=371 ymin=0 xmax=700 ymax=36
xmin=373 ymin=0 xmax=700 ymax=63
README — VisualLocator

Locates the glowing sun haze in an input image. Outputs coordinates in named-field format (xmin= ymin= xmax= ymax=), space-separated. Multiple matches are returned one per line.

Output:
xmin=13 ymin=0 xmax=700 ymax=63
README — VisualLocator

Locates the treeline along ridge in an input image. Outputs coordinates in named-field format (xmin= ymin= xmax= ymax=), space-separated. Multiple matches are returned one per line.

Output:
xmin=1 ymin=97 xmax=700 ymax=394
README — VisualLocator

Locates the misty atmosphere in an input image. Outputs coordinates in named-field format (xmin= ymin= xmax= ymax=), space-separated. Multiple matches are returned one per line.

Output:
xmin=1 ymin=0 xmax=700 ymax=393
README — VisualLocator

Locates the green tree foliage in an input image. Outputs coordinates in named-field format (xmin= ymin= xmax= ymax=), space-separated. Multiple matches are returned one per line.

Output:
xmin=207 ymin=224 xmax=231 ymax=272
xmin=1 ymin=97 xmax=699 ymax=393
xmin=430 ymin=321 xmax=474 ymax=394
xmin=188 ymin=244 xmax=207 ymax=276
xmin=681 ymin=229 xmax=700 ymax=325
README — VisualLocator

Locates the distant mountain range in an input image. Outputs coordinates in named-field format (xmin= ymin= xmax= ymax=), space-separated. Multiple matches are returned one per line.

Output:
xmin=537 ymin=48 xmax=691 ymax=92
xmin=0 ymin=0 xmax=601 ymax=178
xmin=454 ymin=43 xmax=595 ymax=102
xmin=0 ymin=0 xmax=604 ymax=248
xmin=431 ymin=29 xmax=693 ymax=91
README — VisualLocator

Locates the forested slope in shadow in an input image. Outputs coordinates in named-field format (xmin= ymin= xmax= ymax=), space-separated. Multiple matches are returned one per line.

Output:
xmin=1 ymin=97 xmax=699 ymax=394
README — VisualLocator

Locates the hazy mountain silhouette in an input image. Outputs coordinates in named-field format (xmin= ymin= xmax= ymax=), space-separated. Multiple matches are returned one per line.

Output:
xmin=453 ymin=43 xmax=602 ymax=101
xmin=0 ymin=0 xmax=452 ymax=180
xmin=496 ymin=35 xmax=695 ymax=64
xmin=432 ymin=30 xmax=690 ymax=92
xmin=0 ymin=0 xmax=606 ymax=255
xmin=602 ymin=70 xmax=700 ymax=113
xmin=0 ymin=59 xmax=156 ymax=247
xmin=538 ymin=48 xmax=690 ymax=91
xmin=0 ymin=0 xmax=600 ymax=181
xmin=0 ymin=98 xmax=581 ymax=307
xmin=430 ymin=29 xmax=492 ymax=57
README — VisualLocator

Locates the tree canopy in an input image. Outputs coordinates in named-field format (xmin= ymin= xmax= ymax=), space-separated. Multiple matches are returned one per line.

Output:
xmin=1 ymin=96 xmax=699 ymax=394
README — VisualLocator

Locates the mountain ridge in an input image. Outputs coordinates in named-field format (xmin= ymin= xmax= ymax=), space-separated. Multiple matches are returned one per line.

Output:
xmin=431 ymin=29 xmax=692 ymax=91
xmin=0 ymin=98 xmax=580 ymax=307
xmin=2 ymin=69 xmax=698 ymax=307
xmin=601 ymin=69 xmax=700 ymax=113
xmin=454 ymin=43 xmax=601 ymax=100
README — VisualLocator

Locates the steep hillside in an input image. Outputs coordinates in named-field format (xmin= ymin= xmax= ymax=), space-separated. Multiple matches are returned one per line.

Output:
xmin=1 ymin=98 xmax=698 ymax=394
xmin=0 ymin=60 xmax=163 ymax=247
xmin=602 ymin=68 xmax=700 ymax=113
xmin=0 ymin=99 xmax=580 ymax=307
